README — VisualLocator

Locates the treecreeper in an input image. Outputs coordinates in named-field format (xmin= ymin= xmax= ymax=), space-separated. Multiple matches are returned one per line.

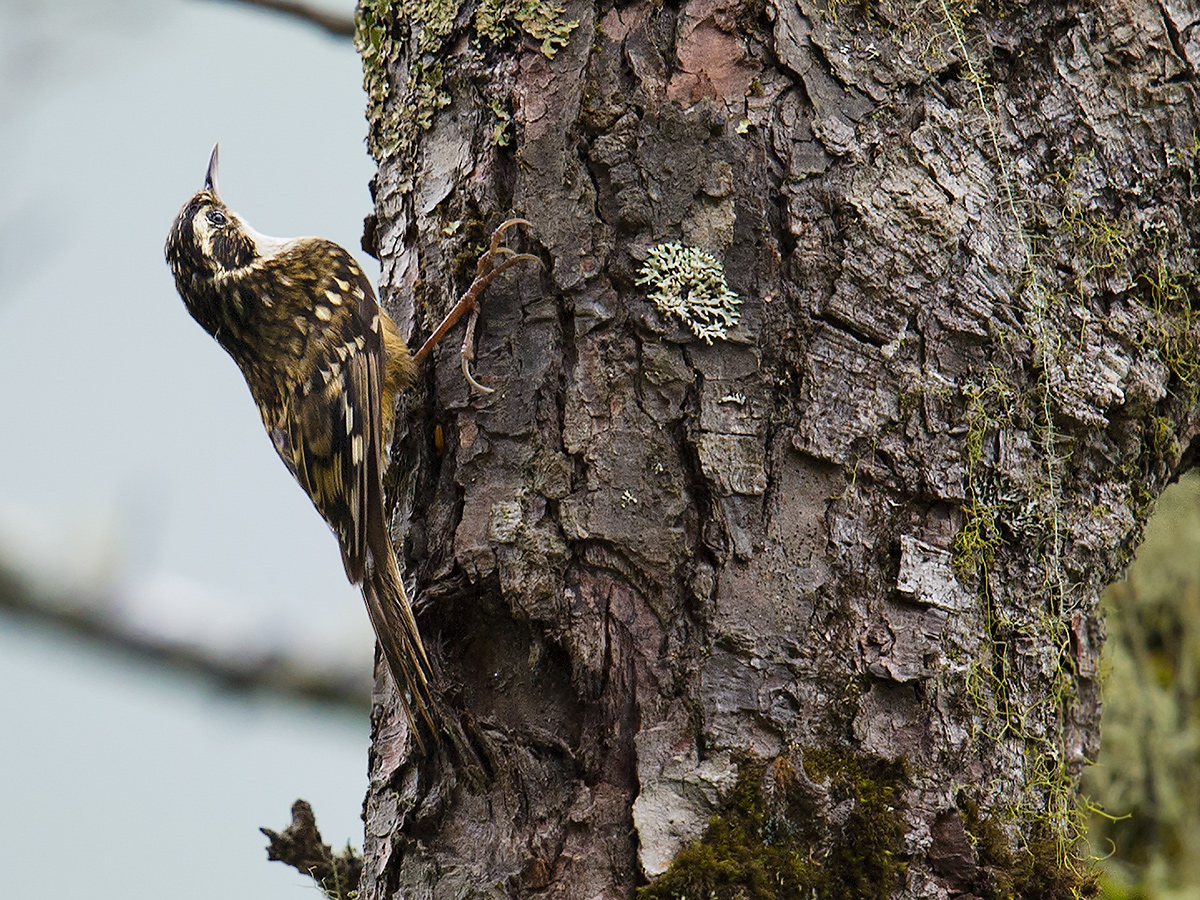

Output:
xmin=164 ymin=145 xmax=539 ymax=750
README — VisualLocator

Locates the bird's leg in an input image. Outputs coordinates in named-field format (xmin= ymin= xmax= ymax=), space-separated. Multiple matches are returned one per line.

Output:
xmin=411 ymin=218 xmax=541 ymax=392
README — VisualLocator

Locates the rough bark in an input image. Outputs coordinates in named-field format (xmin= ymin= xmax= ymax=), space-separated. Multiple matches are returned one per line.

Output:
xmin=355 ymin=0 xmax=1200 ymax=896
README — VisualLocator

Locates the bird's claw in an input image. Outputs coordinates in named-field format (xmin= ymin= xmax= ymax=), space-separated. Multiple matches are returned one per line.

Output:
xmin=412 ymin=219 xmax=540 ymax=392
xmin=490 ymin=218 xmax=532 ymax=255
xmin=460 ymin=306 xmax=495 ymax=394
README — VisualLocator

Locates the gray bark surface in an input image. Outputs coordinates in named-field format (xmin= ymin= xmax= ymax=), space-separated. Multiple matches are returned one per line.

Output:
xmin=355 ymin=0 xmax=1200 ymax=896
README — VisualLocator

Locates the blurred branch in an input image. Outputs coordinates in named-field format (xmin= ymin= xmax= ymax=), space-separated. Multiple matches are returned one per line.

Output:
xmin=0 ymin=564 xmax=369 ymax=711
xmin=263 ymin=800 xmax=363 ymax=898
xmin=210 ymin=0 xmax=356 ymax=39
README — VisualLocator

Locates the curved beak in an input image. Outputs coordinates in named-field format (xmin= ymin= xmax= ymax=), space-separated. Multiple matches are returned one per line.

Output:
xmin=204 ymin=144 xmax=221 ymax=199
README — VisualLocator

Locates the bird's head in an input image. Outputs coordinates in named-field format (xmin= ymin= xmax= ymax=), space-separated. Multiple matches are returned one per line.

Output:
xmin=165 ymin=145 xmax=290 ymax=285
xmin=165 ymin=146 xmax=295 ymax=339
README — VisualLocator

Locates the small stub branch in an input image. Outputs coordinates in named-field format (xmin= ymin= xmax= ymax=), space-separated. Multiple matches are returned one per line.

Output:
xmin=261 ymin=800 xmax=363 ymax=899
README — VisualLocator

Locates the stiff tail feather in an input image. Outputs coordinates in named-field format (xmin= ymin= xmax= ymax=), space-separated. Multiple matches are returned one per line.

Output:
xmin=360 ymin=548 xmax=439 ymax=749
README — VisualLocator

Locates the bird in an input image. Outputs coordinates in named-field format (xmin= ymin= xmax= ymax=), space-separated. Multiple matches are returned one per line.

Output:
xmin=165 ymin=145 xmax=538 ymax=748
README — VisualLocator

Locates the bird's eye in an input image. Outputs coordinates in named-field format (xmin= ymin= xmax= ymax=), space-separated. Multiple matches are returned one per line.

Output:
xmin=207 ymin=209 xmax=227 ymax=227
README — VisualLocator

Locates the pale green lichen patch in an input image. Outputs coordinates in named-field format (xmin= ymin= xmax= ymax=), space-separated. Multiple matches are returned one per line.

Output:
xmin=636 ymin=243 xmax=741 ymax=343
xmin=355 ymin=1 xmax=455 ymax=167
xmin=408 ymin=0 xmax=464 ymax=55
xmin=475 ymin=0 xmax=579 ymax=57
xmin=356 ymin=0 xmax=575 ymax=164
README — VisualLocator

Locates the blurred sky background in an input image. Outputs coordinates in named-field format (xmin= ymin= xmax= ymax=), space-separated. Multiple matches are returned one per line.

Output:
xmin=0 ymin=0 xmax=383 ymax=896
xmin=5 ymin=2 xmax=1200 ymax=899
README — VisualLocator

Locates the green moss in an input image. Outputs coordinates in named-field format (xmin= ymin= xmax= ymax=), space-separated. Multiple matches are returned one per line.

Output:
xmin=947 ymin=349 xmax=1094 ymax=874
xmin=950 ymin=369 xmax=1022 ymax=580
xmin=450 ymin=217 xmax=493 ymax=282
xmin=952 ymin=495 xmax=1003 ymax=579
xmin=638 ymin=752 xmax=907 ymax=900
xmin=411 ymin=61 xmax=451 ymax=132
xmin=1146 ymin=415 xmax=1181 ymax=464
xmin=408 ymin=0 xmax=465 ymax=54
xmin=1135 ymin=263 xmax=1200 ymax=392
xmin=959 ymin=795 xmax=1099 ymax=900
xmin=355 ymin=1 xmax=397 ymax=160
xmin=1056 ymin=200 xmax=1133 ymax=285
xmin=803 ymin=751 xmax=909 ymax=899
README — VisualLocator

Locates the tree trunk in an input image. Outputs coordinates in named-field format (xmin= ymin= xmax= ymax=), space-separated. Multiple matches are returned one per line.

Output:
xmin=354 ymin=0 xmax=1200 ymax=896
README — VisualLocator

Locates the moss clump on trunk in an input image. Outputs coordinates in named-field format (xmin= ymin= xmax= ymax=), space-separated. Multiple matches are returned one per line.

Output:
xmin=638 ymin=751 xmax=907 ymax=900
xmin=958 ymin=794 xmax=1099 ymax=900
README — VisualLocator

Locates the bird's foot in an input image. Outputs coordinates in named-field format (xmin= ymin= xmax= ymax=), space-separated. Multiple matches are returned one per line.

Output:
xmin=412 ymin=219 xmax=541 ymax=392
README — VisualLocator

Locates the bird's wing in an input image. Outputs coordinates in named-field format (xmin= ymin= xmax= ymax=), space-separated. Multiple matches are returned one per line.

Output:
xmin=267 ymin=246 xmax=386 ymax=585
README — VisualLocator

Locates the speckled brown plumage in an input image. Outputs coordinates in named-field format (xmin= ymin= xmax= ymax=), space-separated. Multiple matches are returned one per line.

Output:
xmin=165 ymin=146 xmax=433 ymax=742
xmin=165 ymin=147 xmax=538 ymax=750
